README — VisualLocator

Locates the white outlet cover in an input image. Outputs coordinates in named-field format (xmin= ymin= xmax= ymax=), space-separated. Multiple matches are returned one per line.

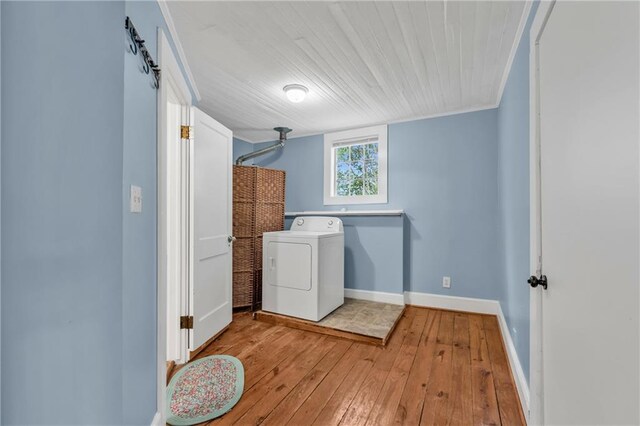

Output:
xmin=443 ymin=276 xmax=451 ymax=288
xmin=130 ymin=185 xmax=142 ymax=213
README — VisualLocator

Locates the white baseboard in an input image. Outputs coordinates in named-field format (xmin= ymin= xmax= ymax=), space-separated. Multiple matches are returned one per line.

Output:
xmin=497 ymin=305 xmax=530 ymax=421
xmin=151 ymin=411 xmax=162 ymax=426
xmin=404 ymin=291 xmax=500 ymax=315
xmin=349 ymin=288 xmax=529 ymax=419
xmin=344 ymin=288 xmax=404 ymax=305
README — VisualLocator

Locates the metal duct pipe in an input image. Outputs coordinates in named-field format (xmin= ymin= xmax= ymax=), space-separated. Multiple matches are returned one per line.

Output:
xmin=235 ymin=127 xmax=292 ymax=165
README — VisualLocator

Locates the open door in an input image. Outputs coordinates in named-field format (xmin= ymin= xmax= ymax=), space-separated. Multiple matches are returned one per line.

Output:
xmin=530 ymin=2 xmax=639 ymax=424
xmin=188 ymin=107 xmax=233 ymax=352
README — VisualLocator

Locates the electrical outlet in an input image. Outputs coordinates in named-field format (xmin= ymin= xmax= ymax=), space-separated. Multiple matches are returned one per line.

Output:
xmin=130 ymin=185 xmax=142 ymax=213
xmin=442 ymin=276 xmax=451 ymax=288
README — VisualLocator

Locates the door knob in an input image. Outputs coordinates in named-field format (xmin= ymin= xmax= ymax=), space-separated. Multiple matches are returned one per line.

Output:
xmin=228 ymin=235 xmax=236 ymax=244
xmin=528 ymin=275 xmax=548 ymax=290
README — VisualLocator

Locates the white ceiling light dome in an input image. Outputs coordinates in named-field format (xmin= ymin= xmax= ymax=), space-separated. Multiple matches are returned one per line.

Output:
xmin=283 ymin=84 xmax=308 ymax=103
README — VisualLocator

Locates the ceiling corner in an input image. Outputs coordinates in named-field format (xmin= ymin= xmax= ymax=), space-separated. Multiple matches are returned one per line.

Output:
xmin=495 ymin=1 xmax=535 ymax=107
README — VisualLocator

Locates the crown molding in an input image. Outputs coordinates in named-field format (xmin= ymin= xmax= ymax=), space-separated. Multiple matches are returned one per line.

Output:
xmin=157 ymin=0 xmax=202 ymax=102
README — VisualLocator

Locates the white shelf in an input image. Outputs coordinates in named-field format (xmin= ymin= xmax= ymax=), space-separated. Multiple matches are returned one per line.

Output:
xmin=285 ymin=210 xmax=404 ymax=217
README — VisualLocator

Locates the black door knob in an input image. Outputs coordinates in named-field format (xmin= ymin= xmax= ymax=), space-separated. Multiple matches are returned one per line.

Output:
xmin=528 ymin=275 xmax=548 ymax=290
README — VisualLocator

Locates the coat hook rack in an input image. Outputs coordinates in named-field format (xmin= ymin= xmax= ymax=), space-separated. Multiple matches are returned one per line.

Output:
xmin=125 ymin=17 xmax=161 ymax=89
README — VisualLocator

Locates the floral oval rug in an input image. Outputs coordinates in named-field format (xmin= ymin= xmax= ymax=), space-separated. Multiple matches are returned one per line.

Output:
xmin=166 ymin=355 xmax=244 ymax=425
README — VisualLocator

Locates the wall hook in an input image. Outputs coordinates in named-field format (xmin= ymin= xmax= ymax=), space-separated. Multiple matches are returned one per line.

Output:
xmin=127 ymin=24 xmax=138 ymax=55
xmin=125 ymin=17 xmax=160 ymax=89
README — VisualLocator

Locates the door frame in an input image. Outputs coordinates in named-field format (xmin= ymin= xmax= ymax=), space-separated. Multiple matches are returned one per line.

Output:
xmin=157 ymin=28 xmax=192 ymax=425
xmin=529 ymin=2 xmax=555 ymax=425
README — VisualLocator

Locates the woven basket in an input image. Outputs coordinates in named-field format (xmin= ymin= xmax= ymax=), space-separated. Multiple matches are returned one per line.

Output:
xmin=233 ymin=271 xmax=254 ymax=308
xmin=232 ymin=237 xmax=254 ymax=272
xmin=255 ymin=203 xmax=285 ymax=235
xmin=257 ymin=168 xmax=286 ymax=202
xmin=232 ymin=165 xmax=285 ymax=309
xmin=233 ymin=166 xmax=256 ymax=201
xmin=254 ymin=236 xmax=263 ymax=270
xmin=233 ymin=201 xmax=254 ymax=238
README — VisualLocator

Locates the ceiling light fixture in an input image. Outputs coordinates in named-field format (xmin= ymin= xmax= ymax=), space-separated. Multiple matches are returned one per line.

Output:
xmin=283 ymin=84 xmax=308 ymax=103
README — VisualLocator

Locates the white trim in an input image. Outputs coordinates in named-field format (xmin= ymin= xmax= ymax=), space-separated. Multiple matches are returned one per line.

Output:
xmin=404 ymin=291 xmax=499 ymax=315
xmin=150 ymin=412 xmax=162 ymax=426
xmin=529 ymin=3 xmax=555 ymax=425
xmin=242 ymin=103 xmax=498 ymax=144
xmin=286 ymin=210 xmax=404 ymax=217
xmin=497 ymin=304 xmax=530 ymax=422
xmin=157 ymin=0 xmax=201 ymax=102
xmin=157 ymin=28 xmax=193 ymax=426
xmin=495 ymin=1 xmax=534 ymax=107
xmin=323 ymin=125 xmax=388 ymax=206
xmin=161 ymin=41 xmax=191 ymax=364
xmin=344 ymin=288 xmax=404 ymax=305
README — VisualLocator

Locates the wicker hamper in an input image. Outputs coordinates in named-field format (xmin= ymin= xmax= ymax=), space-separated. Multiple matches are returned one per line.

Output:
xmin=232 ymin=165 xmax=285 ymax=310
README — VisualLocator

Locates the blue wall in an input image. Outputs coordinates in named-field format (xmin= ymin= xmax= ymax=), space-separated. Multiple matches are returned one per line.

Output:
xmin=233 ymin=138 xmax=255 ymax=165
xmin=1 ymin=4 xmax=3 ymax=419
xmin=2 ymin=1 xmax=194 ymax=424
xmin=122 ymin=2 xmax=168 ymax=424
xmin=245 ymin=109 xmax=502 ymax=299
xmin=497 ymin=2 xmax=538 ymax=383
xmin=2 ymin=2 xmax=125 ymax=423
xmin=122 ymin=3 xmax=195 ymax=423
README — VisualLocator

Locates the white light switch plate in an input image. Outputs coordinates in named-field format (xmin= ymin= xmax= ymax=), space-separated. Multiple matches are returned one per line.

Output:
xmin=130 ymin=185 xmax=142 ymax=213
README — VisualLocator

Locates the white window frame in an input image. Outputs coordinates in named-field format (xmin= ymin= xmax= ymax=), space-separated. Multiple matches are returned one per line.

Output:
xmin=323 ymin=124 xmax=388 ymax=205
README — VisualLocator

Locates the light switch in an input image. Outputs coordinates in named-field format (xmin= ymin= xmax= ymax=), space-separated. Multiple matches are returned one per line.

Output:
xmin=130 ymin=185 xmax=142 ymax=213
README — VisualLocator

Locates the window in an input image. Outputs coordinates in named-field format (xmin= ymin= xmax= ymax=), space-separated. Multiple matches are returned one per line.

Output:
xmin=324 ymin=125 xmax=388 ymax=205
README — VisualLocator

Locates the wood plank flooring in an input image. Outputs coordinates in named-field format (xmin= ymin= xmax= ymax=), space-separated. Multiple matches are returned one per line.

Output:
xmin=176 ymin=306 xmax=525 ymax=426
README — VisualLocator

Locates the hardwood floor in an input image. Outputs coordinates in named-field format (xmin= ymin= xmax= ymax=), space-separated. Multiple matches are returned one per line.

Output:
xmin=179 ymin=306 xmax=525 ymax=426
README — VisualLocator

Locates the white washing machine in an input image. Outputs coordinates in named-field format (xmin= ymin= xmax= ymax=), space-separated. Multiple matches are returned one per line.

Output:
xmin=262 ymin=216 xmax=344 ymax=321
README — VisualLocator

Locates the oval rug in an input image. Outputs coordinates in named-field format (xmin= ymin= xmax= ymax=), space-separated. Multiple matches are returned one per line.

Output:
xmin=166 ymin=355 xmax=244 ymax=425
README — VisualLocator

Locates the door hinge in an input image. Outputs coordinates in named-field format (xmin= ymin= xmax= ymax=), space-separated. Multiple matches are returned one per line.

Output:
xmin=180 ymin=315 xmax=194 ymax=329
xmin=180 ymin=125 xmax=192 ymax=139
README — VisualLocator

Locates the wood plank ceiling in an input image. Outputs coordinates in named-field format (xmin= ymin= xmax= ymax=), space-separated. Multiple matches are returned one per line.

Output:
xmin=167 ymin=1 xmax=528 ymax=142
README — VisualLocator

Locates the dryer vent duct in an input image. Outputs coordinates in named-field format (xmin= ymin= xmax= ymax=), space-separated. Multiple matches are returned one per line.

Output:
xmin=235 ymin=127 xmax=292 ymax=165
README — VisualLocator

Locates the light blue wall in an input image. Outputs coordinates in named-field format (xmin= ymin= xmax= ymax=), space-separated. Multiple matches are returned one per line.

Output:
xmin=233 ymin=138 xmax=254 ymax=165
xmin=122 ymin=2 xmax=168 ymax=424
xmin=1 ymin=4 xmax=3 ymax=419
xmin=247 ymin=109 xmax=501 ymax=299
xmin=122 ymin=2 xmax=195 ymax=423
xmin=340 ymin=216 xmax=403 ymax=294
xmin=2 ymin=1 xmax=194 ymax=424
xmin=1 ymin=2 xmax=126 ymax=424
xmin=390 ymin=113 xmax=500 ymax=298
xmin=497 ymin=2 xmax=538 ymax=384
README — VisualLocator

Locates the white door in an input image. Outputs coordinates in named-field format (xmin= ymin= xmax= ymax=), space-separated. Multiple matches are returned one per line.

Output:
xmin=532 ymin=2 xmax=639 ymax=424
xmin=189 ymin=107 xmax=233 ymax=351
